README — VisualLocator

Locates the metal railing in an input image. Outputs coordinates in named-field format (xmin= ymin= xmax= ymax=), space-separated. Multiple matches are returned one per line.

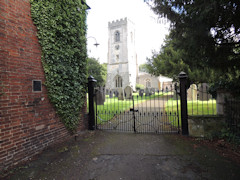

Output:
xmin=187 ymin=83 xmax=216 ymax=116
xmin=225 ymin=99 xmax=240 ymax=136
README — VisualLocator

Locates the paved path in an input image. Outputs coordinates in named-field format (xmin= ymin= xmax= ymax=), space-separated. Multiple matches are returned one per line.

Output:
xmin=3 ymin=131 xmax=240 ymax=180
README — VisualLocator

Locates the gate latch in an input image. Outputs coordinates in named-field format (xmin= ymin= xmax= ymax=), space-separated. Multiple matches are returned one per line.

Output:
xmin=130 ymin=108 xmax=138 ymax=112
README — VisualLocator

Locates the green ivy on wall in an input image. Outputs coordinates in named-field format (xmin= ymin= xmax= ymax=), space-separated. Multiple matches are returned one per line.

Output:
xmin=30 ymin=0 xmax=88 ymax=133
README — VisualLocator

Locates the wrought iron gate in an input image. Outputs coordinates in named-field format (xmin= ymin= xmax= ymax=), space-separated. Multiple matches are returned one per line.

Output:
xmin=94 ymin=84 xmax=180 ymax=134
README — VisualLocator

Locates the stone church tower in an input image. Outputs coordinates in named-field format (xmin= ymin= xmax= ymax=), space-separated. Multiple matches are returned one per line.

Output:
xmin=106 ymin=17 xmax=138 ymax=91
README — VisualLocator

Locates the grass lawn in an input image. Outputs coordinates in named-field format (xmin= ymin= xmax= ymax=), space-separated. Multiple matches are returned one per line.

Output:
xmin=165 ymin=99 xmax=217 ymax=116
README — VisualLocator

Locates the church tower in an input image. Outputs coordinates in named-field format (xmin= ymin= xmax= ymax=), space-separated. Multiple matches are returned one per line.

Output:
xmin=106 ymin=17 xmax=137 ymax=91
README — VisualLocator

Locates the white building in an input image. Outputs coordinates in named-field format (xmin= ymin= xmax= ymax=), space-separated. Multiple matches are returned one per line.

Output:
xmin=105 ymin=17 xmax=138 ymax=91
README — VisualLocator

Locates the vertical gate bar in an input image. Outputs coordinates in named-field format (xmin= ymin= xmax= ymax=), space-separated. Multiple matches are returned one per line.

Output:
xmin=175 ymin=83 xmax=180 ymax=133
xmin=136 ymin=95 xmax=138 ymax=132
xmin=197 ymin=85 xmax=199 ymax=115
xmin=166 ymin=88 xmax=168 ymax=115
xmin=132 ymin=96 xmax=136 ymax=132
xmin=107 ymin=91 xmax=109 ymax=130
xmin=155 ymin=91 xmax=157 ymax=133
xmin=171 ymin=85 xmax=174 ymax=116
xmin=212 ymin=96 xmax=214 ymax=115
xmin=113 ymin=90 xmax=115 ymax=115
xmin=171 ymin=85 xmax=173 ymax=128
xmin=125 ymin=96 xmax=127 ymax=131
xmin=145 ymin=93 xmax=147 ymax=127
xmin=141 ymin=95 xmax=144 ymax=133
xmin=207 ymin=86 xmax=209 ymax=115
xmin=202 ymin=84 xmax=204 ymax=115
xmin=124 ymin=96 xmax=128 ymax=132
xmin=157 ymin=91 xmax=160 ymax=133
xmin=192 ymin=85 xmax=193 ymax=115
xmin=163 ymin=88 xmax=165 ymax=132
xmin=108 ymin=92 xmax=110 ymax=129
xmin=107 ymin=90 xmax=109 ymax=120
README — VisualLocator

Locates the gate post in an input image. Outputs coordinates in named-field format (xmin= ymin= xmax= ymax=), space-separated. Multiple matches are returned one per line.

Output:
xmin=88 ymin=75 xmax=97 ymax=130
xmin=178 ymin=72 xmax=189 ymax=135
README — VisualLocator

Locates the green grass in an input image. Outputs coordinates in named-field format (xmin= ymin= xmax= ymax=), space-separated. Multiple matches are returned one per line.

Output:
xmin=165 ymin=99 xmax=217 ymax=116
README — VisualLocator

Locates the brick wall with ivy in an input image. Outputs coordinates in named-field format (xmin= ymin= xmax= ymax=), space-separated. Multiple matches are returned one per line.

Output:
xmin=0 ymin=0 xmax=87 ymax=171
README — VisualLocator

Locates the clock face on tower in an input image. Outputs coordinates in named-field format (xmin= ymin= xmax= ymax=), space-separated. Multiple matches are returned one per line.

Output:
xmin=115 ymin=44 xmax=120 ymax=50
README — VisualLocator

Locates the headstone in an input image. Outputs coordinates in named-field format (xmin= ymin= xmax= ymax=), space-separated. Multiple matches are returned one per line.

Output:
xmin=109 ymin=90 xmax=113 ymax=98
xmin=124 ymin=86 xmax=133 ymax=99
xmin=106 ymin=89 xmax=109 ymax=95
xmin=101 ymin=87 xmax=106 ymax=102
xmin=165 ymin=86 xmax=169 ymax=92
xmin=198 ymin=83 xmax=211 ymax=101
xmin=139 ymin=89 xmax=144 ymax=97
xmin=150 ymin=88 xmax=155 ymax=95
xmin=145 ymin=88 xmax=151 ymax=96
xmin=118 ymin=88 xmax=124 ymax=100
xmin=114 ymin=90 xmax=119 ymax=98
xmin=95 ymin=87 xmax=105 ymax=105
xmin=172 ymin=83 xmax=180 ymax=100
xmin=187 ymin=84 xmax=197 ymax=101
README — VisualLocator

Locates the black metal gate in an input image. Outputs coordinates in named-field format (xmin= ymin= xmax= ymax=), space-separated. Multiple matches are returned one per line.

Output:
xmin=94 ymin=84 xmax=180 ymax=134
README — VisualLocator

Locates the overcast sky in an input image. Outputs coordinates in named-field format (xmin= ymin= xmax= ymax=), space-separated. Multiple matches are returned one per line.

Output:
xmin=86 ymin=0 xmax=170 ymax=65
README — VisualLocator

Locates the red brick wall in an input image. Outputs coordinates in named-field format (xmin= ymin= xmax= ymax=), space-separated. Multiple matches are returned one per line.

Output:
xmin=0 ymin=0 xmax=87 ymax=171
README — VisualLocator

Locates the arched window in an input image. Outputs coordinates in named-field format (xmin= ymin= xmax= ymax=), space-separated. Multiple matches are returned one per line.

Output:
xmin=115 ymin=75 xmax=122 ymax=88
xmin=146 ymin=79 xmax=151 ymax=88
xmin=114 ymin=31 xmax=120 ymax=42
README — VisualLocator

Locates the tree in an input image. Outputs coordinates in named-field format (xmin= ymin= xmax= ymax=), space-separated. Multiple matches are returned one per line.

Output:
xmin=135 ymin=83 xmax=145 ymax=91
xmin=139 ymin=63 xmax=149 ymax=73
xmin=87 ymin=57 xmax=107 ymax=87
xmin=147 ymin=0 xmax=240 ymax=95
xmin=150 ymin=0 xmax=239 ymax=69
xmin=146 ymin=36 xmax=215 ymax=83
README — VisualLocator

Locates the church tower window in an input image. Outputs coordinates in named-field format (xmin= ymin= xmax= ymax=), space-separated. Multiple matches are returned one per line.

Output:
xmin=116 ymin=54 xmax=119 ymax=62
xmin=115 ymin=31 xmax=120 ymax=42
xmin=115 ymin=75 xmax=123 ymax=88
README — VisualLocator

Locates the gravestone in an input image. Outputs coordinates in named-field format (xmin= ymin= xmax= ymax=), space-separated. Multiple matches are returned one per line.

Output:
xmin=165 ymin=86 xmax=169 ymax=92
xmin=150 ymin=88 xmax=155 ymax=95
xmin=187 ymin=84 xmax=197 ymax=101
xmin=106 ymin=89 xmax=109 ymax=95
xmin=198 ymin=83 xmax=211 ymax=101
xmin=145 ymin=88 xmax=150 ymax=96
xmin=114 ymin=90 xmax=119 ymax=98
xmin=139 ymin=89 xmax=144 ymax=97
xmin=109 ymin=90 xmax=113 ymax=98
xmin=118 ymin=88 xmax=124 ymax=100
xmin=124 ymin=86 xmax=133 ymax=99
xmin=95 ymin=87 xmax=105 ymax=105
xmin=145 ymin=88 xmax=151 ymax=96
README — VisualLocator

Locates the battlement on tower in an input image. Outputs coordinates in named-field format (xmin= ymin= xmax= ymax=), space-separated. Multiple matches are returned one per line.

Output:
xmin=108 ymin=17 xmax=134 ymax=27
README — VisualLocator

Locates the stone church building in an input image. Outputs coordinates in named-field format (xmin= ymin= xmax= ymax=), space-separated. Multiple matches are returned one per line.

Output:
xmin=105 ymin=18 xmax=138 ymax=91
xmin=105 ymin=17 xmax=172 ymax=91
